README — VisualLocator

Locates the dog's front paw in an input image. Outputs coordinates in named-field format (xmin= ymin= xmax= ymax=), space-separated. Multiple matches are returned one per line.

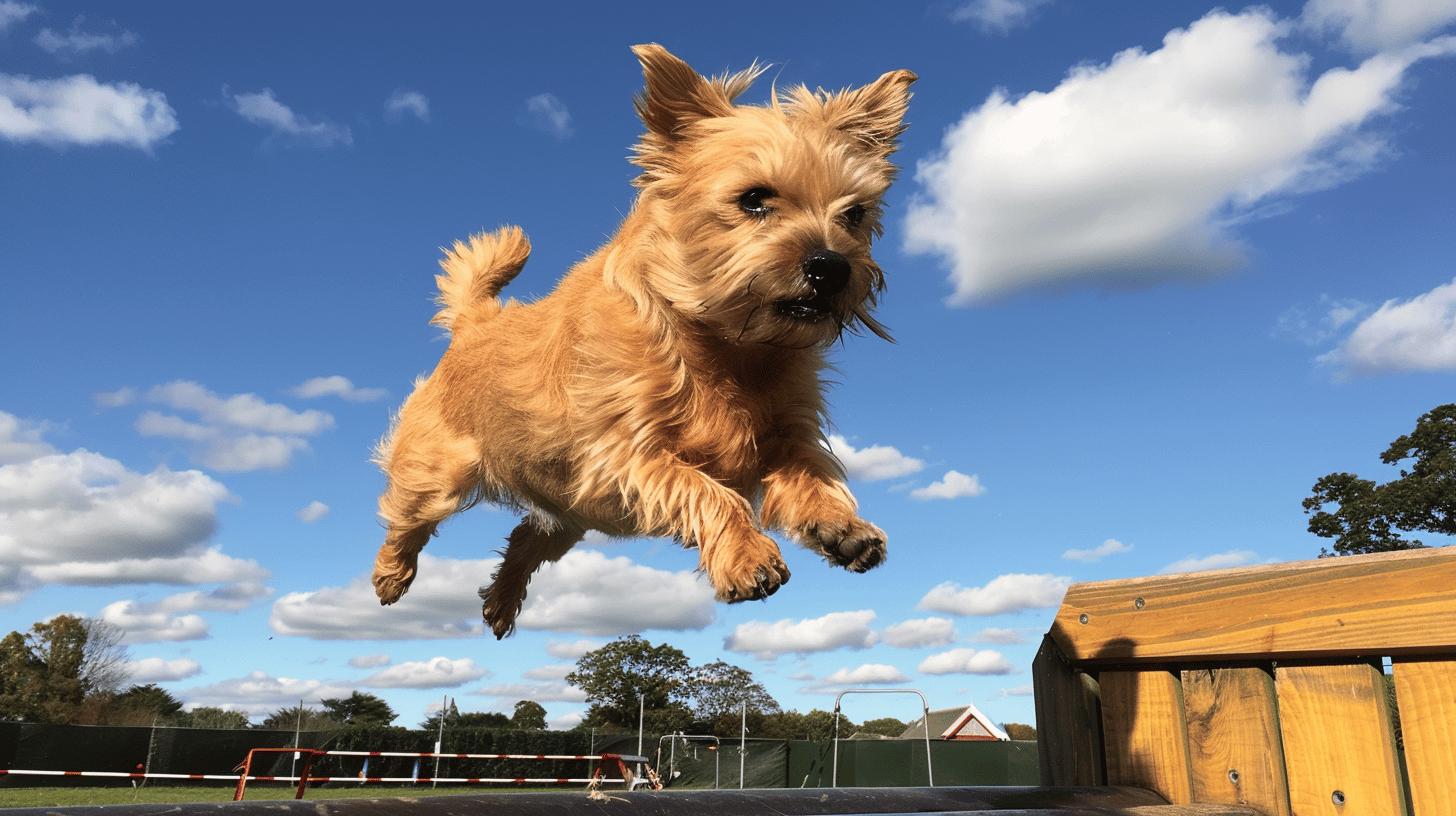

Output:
xmin=372 ymin=555 xmax=418 ymax=605
xmin=707 ymin=532 xmax=791 ymax=603
xmin=802 ymin=517 xmax=886 ymax=573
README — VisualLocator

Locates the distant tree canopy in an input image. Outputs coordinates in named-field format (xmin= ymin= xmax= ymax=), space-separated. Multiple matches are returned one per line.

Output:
xmin=690 ymin=660 xmax=780 ymax=735
xmin=259 ymin=704 xmax=338 ymax=731
xmin=567 ymin=635 xmax=696 ymax=733
xmin=178 ymin=706 xmax=250 ymax=729
xmin=1304 ymin=403 xmax=1456 ymax=555
xmin=0 ymin=615 xmax=129 ymax=724
xmin=857 ymin=717 xmax=908 ymax=738
xmin=755 ymin=709 xmax=855 ymax=742
xmin=419 ymin=700 xmax=512 ymax=732
xmin=1003 ymin=722 xmax=1037 ymax=741
xmin=511 ymin=700 xmax=547 ymax=730
xmin=321 ymin=691 xmax=397 ymax=726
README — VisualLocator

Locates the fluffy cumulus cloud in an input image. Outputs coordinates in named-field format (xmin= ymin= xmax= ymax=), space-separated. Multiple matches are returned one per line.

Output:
xmin=1162 ymin=550 xmax=1259 ymax=574
xmin=522 ymin=93 xmax=572 ymax=140
xmin=361 ymin=657 xmax=488 ymax=689
xmin=134 ymin=381 xmax=334 ymax=472
xmin=881 ymin=617 xmax=956 ymax=648
xmin=802 ymin=663 xmax=909 ymax=693
xmin=952 ymin=0 xmax=1051 ymax=33
xmin=725 ymin=610 xmax=878 ymax=660
xmin=919 ymin=573 xmax=1071 ymax=616
xmin=384 ymin=89 xmax=430 ymax=122
xmin=918 ymin=648 xmax=1015 ymax=676
xmin=910 ymin=470 xmax=985 ymax=500
xmin=0 ymin=412 xmax=265 ymax=601
xmin=125 ymin=657 xmax=202 ymax=683
xmin=523 ymin=663 xmax=573 ymax=681
xmin=546 ymin=639 xmax=603 ymax=659
xmin=93 ymin=387 xmax=137 ymax=409
xmin=97 ymin=582 xmax=268 ymax=643
xmin=1304 ymin=0 xmax=1456 ymax=52
xmin=825 ymin=434 xmax=924 ymax=481
xmin=548 ymin=710 xmax=585 ymax=730
xmin=1062 ymin=538 xmax=1132 ymax=562
xmin=1322 ymin=277 xmax=1456 ymax=373
xmin=180 ymin=671 xmax=356 ymax=716
xmin=35 ymin=21 xmax=139 ymax=55
xmin=0 ymin=2 xmax=37 ymax=32
xmin=906 ymin=8 xmax=1456 ymax=302
xmin=472 ymin=681 xmax=587 ymax=704
xmin=290 ymin=375 xmax=386 ymax=402
xmin=296 ymin=500 xmax=329 ymax=523
xmin=0 ymin=72 xmax=178 ymax=150
xmin=224 ymin=87 xmax=351 ymax=147
xmin=973 ymin=627 xmax=1026 ymax=645
xmin=272 ymin=550 xmax=713 ymax=640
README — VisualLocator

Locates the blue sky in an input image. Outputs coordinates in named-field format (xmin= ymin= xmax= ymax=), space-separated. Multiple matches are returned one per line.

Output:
xmin=2 ymin=0 xmax=1454 ymax=732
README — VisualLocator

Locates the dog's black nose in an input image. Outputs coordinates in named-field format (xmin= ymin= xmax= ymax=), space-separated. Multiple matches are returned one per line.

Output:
xmin=803 ymin=250 xmax=850 ymax=297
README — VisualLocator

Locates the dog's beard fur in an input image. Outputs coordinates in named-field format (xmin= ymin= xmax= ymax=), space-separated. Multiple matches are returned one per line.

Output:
xmin=371 ymin=44 xmax=914 ymax=639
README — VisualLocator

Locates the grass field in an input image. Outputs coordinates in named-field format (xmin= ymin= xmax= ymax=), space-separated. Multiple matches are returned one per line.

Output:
xmin=0 ymin=784 xmax=567 ymax=808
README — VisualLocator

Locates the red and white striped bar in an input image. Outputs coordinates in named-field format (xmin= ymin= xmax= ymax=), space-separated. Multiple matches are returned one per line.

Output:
xmin=0 ymin=769 xmax=626 ymax=785
xmin=323 ymin=750 xmax=648 ymax=762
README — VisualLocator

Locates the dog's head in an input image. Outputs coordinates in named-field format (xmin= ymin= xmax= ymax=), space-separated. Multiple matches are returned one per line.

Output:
xmin=626 ymin=44 xmax=914 ymax=348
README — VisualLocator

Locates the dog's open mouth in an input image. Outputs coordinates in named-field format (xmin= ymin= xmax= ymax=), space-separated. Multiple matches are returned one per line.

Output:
xmin=775 ymin=298 xmax=835 ymax=323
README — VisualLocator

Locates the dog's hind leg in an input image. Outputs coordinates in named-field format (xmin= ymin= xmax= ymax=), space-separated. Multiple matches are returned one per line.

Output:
xmin=372 ymin=422 xmax=481 ymax=606
xmin=479 ymin=518 xmax=583 ymax=639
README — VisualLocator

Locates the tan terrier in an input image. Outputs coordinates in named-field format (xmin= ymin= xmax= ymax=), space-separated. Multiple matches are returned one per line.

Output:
xmin=371 ymin=44 xmax=915 ymax=638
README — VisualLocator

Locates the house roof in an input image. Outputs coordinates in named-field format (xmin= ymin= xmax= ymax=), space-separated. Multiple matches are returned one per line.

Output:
xmin=899 ymin=704 xmax=1009 ymax=741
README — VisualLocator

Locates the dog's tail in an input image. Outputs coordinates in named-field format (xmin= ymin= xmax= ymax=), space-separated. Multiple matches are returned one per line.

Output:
xmin=431 ymin=226 xmax=531 ymax=331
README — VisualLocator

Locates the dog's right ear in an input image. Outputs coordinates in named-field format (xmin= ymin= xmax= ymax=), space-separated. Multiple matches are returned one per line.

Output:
xmin=632 ymin=44 xmax=757 ymax=141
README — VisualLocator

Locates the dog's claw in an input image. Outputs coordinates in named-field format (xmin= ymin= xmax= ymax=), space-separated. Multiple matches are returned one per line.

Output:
xmin=803 ymin=518 xmax=887 ymax=573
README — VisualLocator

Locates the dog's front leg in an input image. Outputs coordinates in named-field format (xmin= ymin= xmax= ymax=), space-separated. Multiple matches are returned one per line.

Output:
xmin=760 ymin=433 xmax=887 ymax=573
xmin=615 ymin=452 xmax=790 ymax=602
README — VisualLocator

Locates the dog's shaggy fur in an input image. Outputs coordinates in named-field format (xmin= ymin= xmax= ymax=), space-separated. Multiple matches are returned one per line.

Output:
xmin=371 ymin=44 xmax=915 ymax=638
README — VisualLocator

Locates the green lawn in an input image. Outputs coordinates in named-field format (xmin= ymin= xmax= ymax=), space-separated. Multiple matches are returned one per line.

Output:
xmin=0 ymin=784 xmax=569 ymax=808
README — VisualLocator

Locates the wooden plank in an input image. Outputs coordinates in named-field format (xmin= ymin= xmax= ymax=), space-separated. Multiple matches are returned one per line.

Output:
xmin=1392 ymin=658 xmax=1456 ymax=816
xmin=1050 ymin=546 xmax=1456 ymax=664
xmin=1275 ymin=662 xmax=1407 ymax=816
xmin=1100 ymin=669 xmax=1194 ymax=804
xmin=1032 ymin=635 xmax=1105 ymax=786
xmin=1182 ymin=667 xmax=1290 ymax=816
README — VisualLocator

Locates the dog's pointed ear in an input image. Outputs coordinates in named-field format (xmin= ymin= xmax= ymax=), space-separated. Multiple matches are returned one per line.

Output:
xmin=632 ymin=44 xmax=754 ymax=140
xmin=818 ymin=69 xmax=917 ymax=154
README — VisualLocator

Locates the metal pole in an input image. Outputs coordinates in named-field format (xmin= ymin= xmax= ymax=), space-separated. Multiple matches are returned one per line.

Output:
xmin=831 ymin=688 xmax=935 ymax=788
xmin=433 ymin=694 xmax=447 ymax=788
xmin=589 ymin=727 xmax=596 ymax=779
xmin=290 ymin=699 xmax=302 ymax=781
xmin=637 ymin=693 xmax=645 ymax=757
xmin=922 ymin=701 xmax=934 ymax=789
xmin=739 ymin=702 xmax=746 ymax=789
xmin=831 ymin=700 xmax=841 ymax=787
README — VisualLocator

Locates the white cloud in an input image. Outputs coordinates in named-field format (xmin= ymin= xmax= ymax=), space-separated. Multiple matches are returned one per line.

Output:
xmin=93 ymin=387 xmax=137 ymax=408
xmin=224 ymin=87 xmax=351 ymax=147
xmin=910 ymin=470 xmax=985 ymax=500
xmin=548 ymin=710 xmax=585 ymax=730
xmin=0 ymin=72 xmax=178 ymax=150
xmin=362 ymin=656 xmax=488 ymax=689
xmin=522 ymin=93 xmax=572 ymax=140
xmin=1275 ymin=295 xmax=1370 ymax=346
xmin=1062 ymin=538 xmax=1133 ymax=562
xmin=1323 ymin=277 xmax=1456 ymax=373
xmin=973 ymin=627 xmax=1026 ymax=645
xmin=0 ymin=2 xmax=37 ymax=33
xmin=1000 ymin=684 xmax=1035 ymax=697
xmin=523 ymin=663 xmax=573 ymax=681
xmin=272 ymin=551 xmax=712 ymax=640
xmin=546 ymin=639 xmax=603 ymax=659
xmin=1304 ymin=0 xmax=1456 ymax=52
xmin=125 ymin=657 xmax=201 ymax=683
xmin=34 ymin=22 xmax=138 ymax=55
xmin=919 ymin=573 xmax=1071 ymax=616
xmin=0 ymin=418 xmax=264 ymax=600
xmin=290 ymin=375 xmax=386 ymax=402
xmin=952 ymin=0 xmax=1051 ymax=33
xmin=725 ymin=610 xmax=878 ymax=660
xmin=384 ymin=89 xmax=429 ymax=122
xmin=180 ymin=671 xmax=356 ymax=717
xmin=348 ymin=653 xmax=391 ymax=669
xmin=135 ymin=381 xmax=334 ymax=472
xmin=471 ymin=681 xmax=587 ymax=704
xmin=296 ymin=500 xmax=329 ymax=523
xmin=803 ymin=663 xmax=909 ymax=693
xmin=881 ymin=617 xmax=956 ymax=648
xmin=1162 ymin=550 xmax=1259 ymax=574
xmin=825 ymin=434 xmax=925 ymax=481
xmin=905 ymin=8 xmax=1456 ymax=302
xmin=99 ymin=600 xmax=209 ymax=643
xmin=918 ymin=648 xmax=1015 ymax=676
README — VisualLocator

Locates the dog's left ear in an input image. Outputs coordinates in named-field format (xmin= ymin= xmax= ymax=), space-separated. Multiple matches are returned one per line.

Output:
xmin=818 ymin=69 xmax=917 ymax=155
xmin=632 ymin=44 xmax=761 ymax=141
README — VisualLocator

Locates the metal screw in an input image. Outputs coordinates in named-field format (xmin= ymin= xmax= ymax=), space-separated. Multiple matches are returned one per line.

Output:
xmin=1332 ymin=790 xmax=1346 ymax=806
xmin=1134 ymin=597 xmax=1146 ymax=610
xmin=1227 ymin=769 xmax=1240 ymax=785
xmin=1078 ymin=613 xmax=1089 ymax=625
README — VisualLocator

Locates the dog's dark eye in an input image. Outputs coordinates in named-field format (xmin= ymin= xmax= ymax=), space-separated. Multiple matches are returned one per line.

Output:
xmin=738 ymin=187 xmax=775 ymax=217
xmin=843 ymin=204 xmax=867 ymax=228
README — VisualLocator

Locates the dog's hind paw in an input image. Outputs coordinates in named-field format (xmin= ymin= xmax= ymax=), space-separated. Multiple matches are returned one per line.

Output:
xmin=803 ymin=517 xmax=887 ymax=573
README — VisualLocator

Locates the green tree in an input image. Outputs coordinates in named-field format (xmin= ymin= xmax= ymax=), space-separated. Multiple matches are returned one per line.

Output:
xmin=178 ymin=706 xmax=250 ymax=729
xmin=320 ymin=691 xmax=397 ymax=726
xmin=1304 ymin=404 xmax=1456 ymax=555
xmin=258 ymin=704 xmax=338 ymax=731
xmin=757 ymin=709 xmax=855 ymax=741
xmin=103 ymin=684 xmax=185 ymax=725
xmin=567 ymin=636 xmax=695 ymax=730
xmin=689 ymin=660 xmax=780 ymax=735
xmin=0 ymin=616 xmax=130 ymax=723
xmin=511 ymin=700 xmax=547 ymax=730
xmin=1003 ymin=722 xmax=1037 ymax=740
xmin=857 ymin=716 xmax=907 ymax=737
xmin=420 ymin=702 xmax=511 ymax=731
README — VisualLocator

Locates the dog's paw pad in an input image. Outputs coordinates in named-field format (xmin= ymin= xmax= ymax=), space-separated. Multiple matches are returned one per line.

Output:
xmin=805 ymin=518 xmax=887 ymax=572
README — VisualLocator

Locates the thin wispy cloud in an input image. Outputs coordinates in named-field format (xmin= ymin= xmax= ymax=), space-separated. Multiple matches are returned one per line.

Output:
xmin=522 ymin=92 xmax=572 ymax=140
xmin=384 ymin=89 xmax=429 ymax=122
xmin=0 ymin=1 xmax=37 ymax=33
xmin=224 ymin=86 xmax=352 ymax=147
xmin=35 ymin=20 xmax=139 ymax=56
xmin=952 ymin=0 xmax=1051 ymax=34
